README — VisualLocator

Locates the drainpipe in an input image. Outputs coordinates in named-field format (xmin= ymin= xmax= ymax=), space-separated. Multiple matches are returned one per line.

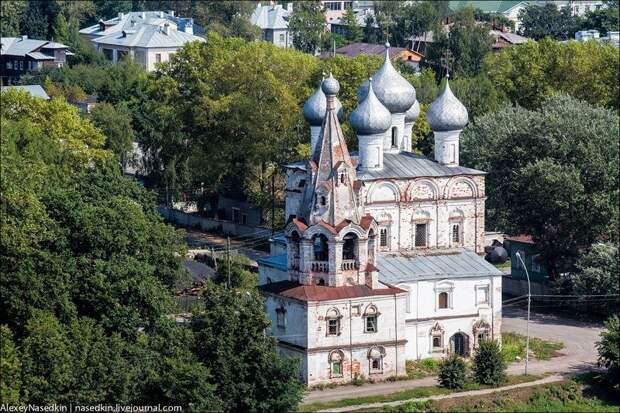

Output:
xmin=394 ymin=293 xmax=398 ymax=378
xmin=349 ymin=300 xmax=353 ymax=381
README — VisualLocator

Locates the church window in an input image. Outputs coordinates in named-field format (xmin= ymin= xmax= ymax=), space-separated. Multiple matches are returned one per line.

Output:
xmin=433 ymin=336 xmax=442 ymax=349
xmin=320 ymin=196 xmax=326 ymax=206
xmin=364 ymin=306 xmax=378 ymax=333
xmin=415 ymin=223 xmax=427 ymax=247
xmin=438 ymin=292 xmax=449 ymax=309
xmin=391 ymin=127 xmax=398 ymax=148
xmin=476 ymin=285 xmax=489 ymax=305
xmin=340 ymin=172 xmax=347 ymax=185
xmin=368 ymin=347 xmax=384 ymax=373
xmin=342 ymin=233 xmax=358 ymax=261
xmin=329 ymin=350 xmax=344 ymax=378
xmin=431 ymin=323 xmax=444 ymax=351
xmin=379 ymin=227 xmax=388 ymax=248
xmin=452 ymin=223 xmax=461 ymax=245
xmin=313 ymin=234 xmax=328 ymax=261
xmin=326 ymin=308 xmax=341 ymax=336
xmin=276 ymin=306 xmax=286 ymax=328
xmin=317 ymin=278 xmax=326 ymax=286
xmin=298 ymin=179 xmax=306 ymax=188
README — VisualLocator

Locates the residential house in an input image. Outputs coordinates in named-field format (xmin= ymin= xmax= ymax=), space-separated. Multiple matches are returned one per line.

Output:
xmin=550 ymin=0 xmax=606 ymax=15
xmin=1 ymin=84 xmax=50 ymax=99
xmin=80 ymin=11 xmax=204 ymax=71
xmin=251 ymin=3 xmax=293 ymax=48
xmin=258 ymin=45 xmax=502 ymax=386
xmin=449 ymin=1 xmax=530 ymax=32
xmin=217 ymin=196 xmax=263 ymax=227
xmin=320 ymin=42 xmax=423 ymax=70
xmin=489 ymin=29 xmax=529 ymax=50
xmin=68 ymin=95 xmax=98 ymax=113
xmin=329 ymin=7 xmax=379 ymax=38
xmin=504 ymin=235 xmax=550 ymax=295
xmin=0 ymin=36 xmax=71 ymax=85
xmin=575 ymin=29 xmax=620 ymax=47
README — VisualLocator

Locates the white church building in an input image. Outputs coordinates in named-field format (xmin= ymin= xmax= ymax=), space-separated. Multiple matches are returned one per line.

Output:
xmin=258 ymin=44 xmax=503 ymax=386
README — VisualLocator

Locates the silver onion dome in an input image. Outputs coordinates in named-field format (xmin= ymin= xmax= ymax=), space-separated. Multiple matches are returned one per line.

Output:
xmin=303 ymin=80 xmax=344 ymax=126
xmin=356 ymin=43 xmax=416 ymax=114
xmin=322 ymin=72 xmax=340 ymax=96
xmin=426 ymin=77 xmax=468 ymax=132
xmin=350 ymin=78 xmax=392 ymax=135
xmin=405 ymin=100 xmax=420 ymax=123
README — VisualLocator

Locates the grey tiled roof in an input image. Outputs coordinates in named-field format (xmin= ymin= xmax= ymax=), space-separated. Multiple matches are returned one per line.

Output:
xmin=377 ymin=250 xmax=502 ymax=283
xmin=286 ymin=152 xmax=485 ymax=180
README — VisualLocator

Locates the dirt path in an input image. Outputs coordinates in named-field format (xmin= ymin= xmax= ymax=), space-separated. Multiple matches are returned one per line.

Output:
xmin=316 ymin=374 xmax=565 ymax=413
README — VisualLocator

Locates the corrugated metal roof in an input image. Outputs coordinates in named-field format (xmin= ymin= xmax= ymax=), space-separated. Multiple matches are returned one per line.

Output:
xmin=1 ymin=85 xmax=50 ymax=99
xmin=449 ymin=0 xmax=528 ymax=14
xmin=1 ymin=37 xmax=47 ymax=56
xmin=377 ymin=250 xmax=502 ymax=283
xmin=92 ymin=25 xmax=204 ymax=48
xmin=26 ymin=52 xmax=54 ymax=60
xmin=260 ymin=280 xmax=404 ymax=302
xmin=286 ymin=152 xmax=485 ymax=180
xmin=80 ymin=11 xmax=204 ymax=37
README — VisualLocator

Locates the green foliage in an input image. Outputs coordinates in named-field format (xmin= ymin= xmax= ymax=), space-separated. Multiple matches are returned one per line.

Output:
xmin=213 ymin=255 xmax=257 ymax=290
xmin=485 ymin=38 xmax=619 ymax=109
xmin=473 ymin=339 xmax=506 ymax=386
xmin=461 ymin=95 xmax=619 ymax=276
xmin=90 ymin=102 xmax=135 ymax=168
xmin=342 ymin=6 xmax=362 ymax=43
xmin=438 ymin=354 xmax=469 ymax=389
xmin=0 ymin=1 xmax=26 ymax=37
xmin=597 ymin=315 xmax=620 ymax=392
xmin=449 ymin=74 xmax=508 ymax=119
xmin=518 ymin=3 xmax=582 ymax=40
xmin=289 ymin=1 xmax=325 ymax=54
xmin=21 ymin=1 xmax=49 ymax=39
xmin=52 ymin=13 xmax=69 ymax=43
xmin=0 ymin=325 xmax=21 ymax=404
xmin=192 ymin=282 xmax=304 ymax=412
xmin=556 ymin=243 xmax=620 ymax=298
xmin=581 ymin=7 xmax=620 ymax=35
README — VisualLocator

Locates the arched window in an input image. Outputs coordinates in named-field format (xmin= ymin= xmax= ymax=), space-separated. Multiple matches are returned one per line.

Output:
xmin=320 ymin=196 xmax=326 ymax=206
xmin=317 ymin=278 xmax=325 ymax=286
xmin=340 ymin=172 xmax=347 ymax=185
xmin=290 ymin=231 xmax=301 ymax=259
xmin=363 ymin=305 xmax=378 ymax=333
xmin=438 ymin=292 xmax=448 ymax=309
xmin=326 ymin=308 xmax=341 ymax=336
xmin=342 ymin=233 xmax=358 ymax=261
xmin=452 ymin=223 xmax=461 ymax=245
xmin=431 ymin=322 xmax=444 ymax=352
xmin=391 ymin=127 xmax=398 ymax=148
xmin=329 ymin=350 xmax=344 ymax=378
xmin=313 ymin=234 xmax=328 ymax=261
xmin=368 ymin=346 xmax=385 ymax=373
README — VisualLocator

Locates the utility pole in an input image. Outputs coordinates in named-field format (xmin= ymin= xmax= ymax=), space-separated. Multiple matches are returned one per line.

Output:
xmin=515 ymin=252 xmax=531 ymax=375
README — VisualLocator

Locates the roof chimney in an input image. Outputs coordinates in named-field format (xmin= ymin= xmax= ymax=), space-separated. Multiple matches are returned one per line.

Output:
xmin=163 ymin=23 xmax=170 ymax=35
xmin=159 ymin=11 xmax=164 ymax=18
xmin=140 ymin=11 xmax=145 ymax=19
xmin=168 ymin=10 xmax=175 ymax=17
xmin=118 ymin=12 xmax=124 ymax=19
xmin=21 ymin=35 xmax=28 ymax=41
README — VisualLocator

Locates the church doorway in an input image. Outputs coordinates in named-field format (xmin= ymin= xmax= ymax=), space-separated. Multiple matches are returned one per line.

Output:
xmin=450 ymin=332 xmax=469 ymax=356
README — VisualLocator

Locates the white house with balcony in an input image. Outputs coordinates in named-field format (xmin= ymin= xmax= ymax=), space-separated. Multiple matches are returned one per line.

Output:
xmin=258 ymin=44 xmax=502 ymax=386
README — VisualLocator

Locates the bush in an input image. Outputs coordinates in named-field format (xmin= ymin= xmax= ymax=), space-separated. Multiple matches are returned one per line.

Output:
xmin=438 ymin=354 xmax=469 ymax=389
xmin=597 ymin=315 xmax=620 ymax=393
xmin=474 ymin=338 xmax=507 ymax=386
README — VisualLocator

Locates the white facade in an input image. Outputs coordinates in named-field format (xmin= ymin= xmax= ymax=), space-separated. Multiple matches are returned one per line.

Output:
xmin=259 ymin=64 xmax=502 ymax=386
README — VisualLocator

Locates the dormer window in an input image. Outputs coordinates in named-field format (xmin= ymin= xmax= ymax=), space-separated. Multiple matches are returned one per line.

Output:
xmin=320 ymin=196 xmax=326 ymax=206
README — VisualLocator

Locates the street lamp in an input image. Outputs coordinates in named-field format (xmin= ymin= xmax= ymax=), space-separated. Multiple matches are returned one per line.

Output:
xmin=515 ymin=251 xmax=531 ymax=375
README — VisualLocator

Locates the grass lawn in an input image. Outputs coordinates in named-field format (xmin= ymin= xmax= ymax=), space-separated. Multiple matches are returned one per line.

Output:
xmin=385 ymin=375 xmax=620 ymax=412
xmin=299 ymin=375 xmax=542 ymax=412
xmin=501 ymin=332 xmax=564 ymax=362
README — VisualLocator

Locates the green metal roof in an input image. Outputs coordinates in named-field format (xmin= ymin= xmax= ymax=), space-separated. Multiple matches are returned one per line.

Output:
xmin=448 ymin=1 xmax=527 ymax=14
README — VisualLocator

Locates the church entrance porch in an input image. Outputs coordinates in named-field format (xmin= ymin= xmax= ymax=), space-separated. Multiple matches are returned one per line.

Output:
xmin=450 ymin=332 xmax=470 ymax=356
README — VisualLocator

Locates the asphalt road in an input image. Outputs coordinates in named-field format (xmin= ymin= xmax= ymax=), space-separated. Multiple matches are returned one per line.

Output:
xmin=303 ymin=308 xmax=604 ymax=405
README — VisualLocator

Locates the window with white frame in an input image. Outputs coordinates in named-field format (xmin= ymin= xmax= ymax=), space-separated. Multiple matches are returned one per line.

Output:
xmin=476 ymin=285 xmax=489 ymax=305
xmin=279 ymin=33 xmax=285 ymax=43
xmin=438 ymin=291 xmax=449 ymax=309
xmin=430 ymin=323 xmax=444 ymax=351
xmin=155 ymin=53 xmax=162 ymax=63
xmin=364 ymin=305 xmax=378 ymax=333
xmin=451 ymin=223 xmax=462 ymax=246
xmin=436 ymin=285 xmax=453 ymax=310
xmin=326 ymin=307 xmax=341 ymax=336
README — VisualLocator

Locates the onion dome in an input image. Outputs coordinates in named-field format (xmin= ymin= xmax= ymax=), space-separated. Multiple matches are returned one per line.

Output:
xmin=356 ymin=43 xmax=416 ymax=114
xmin=350 ymin=78 xmax=392 ymax=135
xmin=322 ymin=72 xmax=340 ymax=96
xmin=405 ymin=100 xmax=420 ymax=123
xmin=303 ymin=79 xmax=344 ymax=126
xmin=426 ymin=77 xmax=468 ymax=131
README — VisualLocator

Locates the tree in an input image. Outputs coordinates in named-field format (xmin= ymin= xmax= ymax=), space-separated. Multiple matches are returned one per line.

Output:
xmin=90 ymin=102 xmax=135 ymax=169
xmin=449 ymin=74 xmax=508 ymax=119
xmin=52 ymin=13 xmax=69 ymax=43
xmin=192 ymin=282 xmax=304 ymax=412
xmin=288 ymin=1 xmax=325 ymax=54
xmin=438 ymin=354 xmax=468 ymax=389
xmin=555 ymin=243 xmax=619 ymax=298
xmin=21 ymin=1 xmax=49 ymax=39
xmin=518 ymin=3 xmax=581 ymax=40
xmin=0 ymin=325 xmax=21 ymax=404
xmin=0 ymin=1 xmax=27 ymax=37
xmin=428 ymin=8 xmax=494 ymax=77
xmin=461 ymin=95 xmax=619 ymax=278
xmin=473 ymin=338 xmax=506 ymax=386
xmin=485 ymin=38 xmax=619 ymax=109
xmin=597 ymin=315 xmax=620 ymax=392
xmin=342 ymin=6 xmax=362 ymax=43
xmin=190 ymin=0 xmax=259 ymax=41
xmin=363 ymin=14 xmax=379 ymax=44
xmin=580 ymin=6 xmax=620 ymax=36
